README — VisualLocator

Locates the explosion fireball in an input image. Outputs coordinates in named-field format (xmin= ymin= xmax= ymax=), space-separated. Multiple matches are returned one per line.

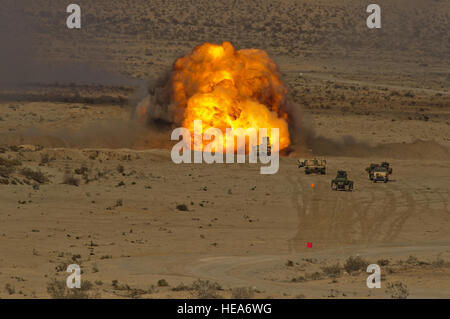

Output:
xmin=172 ymin=41 xmax=290 ymax=152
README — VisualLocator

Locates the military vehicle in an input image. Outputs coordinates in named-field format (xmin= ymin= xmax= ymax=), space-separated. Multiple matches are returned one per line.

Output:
xmin=331 ymin=170 xmax=354 ymax=191
xmin=297 ymin=157 xmax=326 ymax=175
xmin=252 ymin=136 xmax=272 ymax=156
xmin=366 ymin=162 xmax=393 ymax=180
xmin=372 ymin=166 xmax=389 ymax=183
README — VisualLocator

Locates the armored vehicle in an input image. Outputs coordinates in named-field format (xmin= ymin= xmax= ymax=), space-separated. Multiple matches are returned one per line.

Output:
xmin=297 ymin=158 xmax=326 ymax=175
xmin=331 ymin=170 xmax=354 ymax=191
xmin=366 ymin=162 xmax=393 ymax=180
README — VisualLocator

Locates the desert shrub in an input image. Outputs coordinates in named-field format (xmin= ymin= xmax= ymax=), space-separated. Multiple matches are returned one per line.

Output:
xmin=5 ymin=283 xmax=15 ymax=295
xmin=0 ymin=157 xmax=22 ymax=177
xmin=431 ymin=257 xmax=446 ymax=268
xmin=47 ymin=279 xmax=96 ymax=299
xmin=344 ymin=256 xmax=369 ymax=273
xmin=291 ymin=276 xmax=306 ymax=283
xmin=321 ymin=263 xmax=343 ymax=278
xmin=231 ymin=287 xmax=254 ymax=299
xmin=377 ymin=259 xmax=390 ymax=266
xmin=0 ymin=166 xmax=14 ymax=178
xmin=385 ymin=281 xmax=409 ymax=299
xmin=285 ymin=260 xmax=294 ymax=267
xmin=172 ymin=282 xmax=192 ymax=291
xmin=20 ymin=168 xmax=49 ymax=184
xmin=40 ymin=154 xmax=55 ymax=165
xmin=117 ymin=164 xmax=125 ymax=174
xmin=157 ymin=279 xmax=169 ymax=287
xmin=405 ymin=255 xmax=429 ymax=266
xmin=0 ymin=157 xmax=22 ymax=167
xmin=308 ymin=272 xmax=322 ymax=280
xmin=405 ymin=255 xmax=420 ymax=266
xmin=63 ymin=174 xmax=80 ymax=186
xmin=176 ymin=204 xmax=189 ymax=211
xmin=191 ymin=279 xmax=222 ymax=299
xmin=74 ymin=165 xmax=89 ymax=175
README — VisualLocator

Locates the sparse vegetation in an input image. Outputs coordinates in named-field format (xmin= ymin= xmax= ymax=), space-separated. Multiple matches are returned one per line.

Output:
xmin=431 ymin=256 xmax=446 ymax=268
xmin=40 ymin=154 xmax=55 ymax=165
xmin=344 ymin=256 xmax=369 ymax=274
xmin=377 ymin=259 xmax=390 ymax=266
xmin=172 ymin=282 xmax=192 ymax=292
xmin=47 ymin=279 xmax=96 ymax=299
xmin=191 ymin=279 xmax=222 ymax=299
xmin=117 ymin=164 xmax=125 ymax=174
xmin=176 ymin=204 xmax=189 ymax=211
xmin=321 ymin=263 xmax=343 ymax=278
xmin=157 ymin=279 xmax=169 ymax=287
xmin=285 ymin=260 xmax=294 ymax=267
xmin=308 ymin=272 xmax=322 ymax=281
xmin=5 ymin=283 xmax=15 ymax=295
xmin=0 ymin=157 xmax=22 ymax=178
xmin=63 ymin=174 xmax=80 ymax=186
xmin=231 ymin=287 xmax=254 ymax=299
xmin=385 ymin=281 xmax=409 ymax=299
xmin=20 ymin=168 xmax=49 ymax=184
xmin=0 ymin=157 xmax=22 ymax=167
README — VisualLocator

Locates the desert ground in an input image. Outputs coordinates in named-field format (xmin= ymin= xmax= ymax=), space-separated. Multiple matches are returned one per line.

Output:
xmin=0 ymin=0 xmax=449 ymax=298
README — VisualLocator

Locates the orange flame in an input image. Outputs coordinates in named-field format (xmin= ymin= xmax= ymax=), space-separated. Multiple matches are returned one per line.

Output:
xmin=172 ymin=42 xmax=290 ymax=152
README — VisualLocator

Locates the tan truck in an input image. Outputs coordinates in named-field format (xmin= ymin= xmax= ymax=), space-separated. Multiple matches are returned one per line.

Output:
xmin=366 ymin=162 xmax=393 ymax=181
xmin=372 ymin=166 xmax=390 ymax=183
xmin=298 ymin=157 xmax=327 ymax=175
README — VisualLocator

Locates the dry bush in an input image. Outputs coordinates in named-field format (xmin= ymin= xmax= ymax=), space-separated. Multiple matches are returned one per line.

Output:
xmin=111 ymin=280 xmax=157 ymax=298
xmin=0 ymin=157 xmax=22 ymax=178
xmin=172 ymin=282 xmax=192 ymax=292
xmin=47 ymin=279 xmax=97 ymax=299
xmin=377 ymin=259 xmax=390 ymax=266
xmin=63 ymin=174 xmax=80 ymax=186
xmin=285 ymin=260 xmax=294 ymax=267
xmin=405 ymin=255 xmax=421 ymax=266
xmin=0 ymin=157 xmax=22 ymax=167
xmin=40 ymin=154 xmax=55 ymax=165
xmin=307 ymin=272 xmax=322 ymax=281
xmin=74 ymin=165 xmax=89 ymax=175
xmin=117 ymin=164 xmax=125 ymax=174
xmin=191 ymin=279 xmax=222 ymax=299
xmin=4 ymin=283 xmax=15 ymax=295
xmin=431 ymin=256 xmax=446 ymax=268
xmin=231 ymin=287 xmax=255 ymax=299
xmin=0 ymin=166 xmax=14 ymax=178
xmin=176 ymin=204 xmax=189 ymax=211
xmin=385 ymin=281 xmax=409 ymax=299
xmin=20 ymin=168 xmax=49 ymax=184
xmin=321 ymin=263 xmax=343 ymax=278
xmin=344 ymin=256 xmax=369 ymax=274
xmin=157 ymin=279 xmax=169 ymax=287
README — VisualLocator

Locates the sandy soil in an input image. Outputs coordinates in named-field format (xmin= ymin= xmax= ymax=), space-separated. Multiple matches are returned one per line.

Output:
xmin=0 ymin=0 xmax=449 ymax=299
